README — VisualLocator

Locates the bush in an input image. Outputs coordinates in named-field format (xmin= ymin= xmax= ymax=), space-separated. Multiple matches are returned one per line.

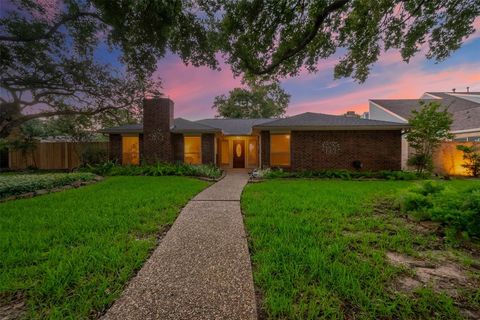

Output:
xmin=396 ymin=181 xmax=480 ymax=240
xmin=79 ymin=146 xmax=108 ymax=166
xmin=82 ymin=162 xmax=222 ymax=179
xmin=456 ymin=145 xmax=480 ymax=177
xmin=254 ymin=168 xmax=425 ymax=181
xmin=0 ymin=172 xmax=96 ymax=198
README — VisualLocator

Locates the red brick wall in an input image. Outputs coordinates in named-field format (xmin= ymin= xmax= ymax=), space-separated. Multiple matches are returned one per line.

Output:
xmin=109 ymin=134 xmax=122 ymax=163
xmin=290 ymin=130 xmax=401 ymax=171
xmin=261 ymin=131 xmax=270 ymax=168
xmin=143 ymin=98 xmax=174 ymax=163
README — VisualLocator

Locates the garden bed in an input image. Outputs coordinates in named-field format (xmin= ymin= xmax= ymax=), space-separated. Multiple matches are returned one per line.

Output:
xmin=0 ymin=172 xmax=98 ymax=200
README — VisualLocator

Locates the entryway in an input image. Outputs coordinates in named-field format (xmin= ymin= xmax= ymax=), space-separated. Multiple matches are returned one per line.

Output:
xmin=233 ymin=140 xmax=245 ymax=168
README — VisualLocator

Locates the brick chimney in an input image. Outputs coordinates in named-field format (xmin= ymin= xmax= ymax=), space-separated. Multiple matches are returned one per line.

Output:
xmin=143 ymin=97 xmax=174 ymax=163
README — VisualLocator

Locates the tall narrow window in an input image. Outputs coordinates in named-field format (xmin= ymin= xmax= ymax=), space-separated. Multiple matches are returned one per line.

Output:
xmin=184 ymin=136 xmax=201 ymax=164
xmin=221 ymin=140 xmax=229 ymax=165
xmin=270 ymin=134 xmax=290 ymax=166
xmin=248 ymin=138 xmax=258 ymax=167
xmin=122 ymin=136 xmax=140 ymax=165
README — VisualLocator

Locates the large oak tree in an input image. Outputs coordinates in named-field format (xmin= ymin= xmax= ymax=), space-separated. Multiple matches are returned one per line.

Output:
xmin=1 ymin=0 xmax=478 ymax=138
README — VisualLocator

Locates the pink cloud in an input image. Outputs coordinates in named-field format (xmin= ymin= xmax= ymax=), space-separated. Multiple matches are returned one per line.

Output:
xmin=155 ymin=58 xmax=243 ymax=119
xmin=289 ymin=63 xmax=480 ymax=116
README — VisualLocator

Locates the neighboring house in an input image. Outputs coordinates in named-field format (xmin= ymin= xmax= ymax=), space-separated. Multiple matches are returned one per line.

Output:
xmin=100 ymin=97 xmax=408 ymax=171
xmin=368 ymin=91 xmax=480 ymax=168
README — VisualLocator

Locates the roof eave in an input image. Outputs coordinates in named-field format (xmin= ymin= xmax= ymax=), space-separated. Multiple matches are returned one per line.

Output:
xmin=254 ymin=125 xmax=409 ymax=131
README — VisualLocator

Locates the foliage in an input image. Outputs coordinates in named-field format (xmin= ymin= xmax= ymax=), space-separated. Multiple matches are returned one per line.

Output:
xmin=220 ymin=0 xmax=480 ymax=82
xmin=0 ymin=172 xmax=96 ymax=198
xmin=0 ymin=0 xmax=217 ymax=137
xmin=212 ymin=81 xmax=290 ymax=118
xmin=242 ymin=179 xmax=479 ymax=319
xmin=2 ymin=1 xmax=478 ymax=138
xmin=82 ymin=161 xmax=222 ymax=179
xmin=407 ymin=101 xmax=453 ymax=173
xmin=0 ymin=176 xmax=207 ymax=318
xmin=255 ymin=168 xmax=425 ymax=180
xmin=79 ymin=146 xmax=108 ymax=166
xmin=457 ymin=145 xmax=480 ymax=177
xmin=396 ymin=181 xmax=480 ymax=241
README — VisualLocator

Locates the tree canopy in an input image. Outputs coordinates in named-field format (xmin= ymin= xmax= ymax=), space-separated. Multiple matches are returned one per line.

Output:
xmin=1 ymin=0 xmax=478 ymax=137
xmin=213 ymin=82 xmax=290 ymax=118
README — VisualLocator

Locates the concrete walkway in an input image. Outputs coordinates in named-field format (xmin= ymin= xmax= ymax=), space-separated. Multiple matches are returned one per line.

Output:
xmin=103 ymin=170 xmax=257 ymax=320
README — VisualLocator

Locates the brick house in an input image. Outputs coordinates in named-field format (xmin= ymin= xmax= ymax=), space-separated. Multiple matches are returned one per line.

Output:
xmin=100 ymin=97 xmax=408 ymax=171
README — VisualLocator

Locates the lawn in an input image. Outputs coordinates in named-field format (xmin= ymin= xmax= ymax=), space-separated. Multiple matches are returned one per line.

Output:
xmin=242 ymin=179 xmax=480 ymax=319
xmin=0 ymin=176 xmax=208 ymax=318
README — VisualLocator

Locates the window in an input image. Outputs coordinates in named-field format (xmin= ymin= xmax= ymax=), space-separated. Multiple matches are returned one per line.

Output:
xmin=248 ymin=138 xmax=258 ymax=166
xmin=220 ymin=140 xmax=229 ymax=165
xmin=122 ymin=136 xmax=140 ymax=165
xmin=270 ymin=134 xmax=290 ymax=166
xmin=184 ymin=136 xmax=201 ymax=164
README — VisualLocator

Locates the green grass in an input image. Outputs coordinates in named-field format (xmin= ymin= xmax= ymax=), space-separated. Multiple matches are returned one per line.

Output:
xmin=0 ymin=176 xmax=208 ymax=318
xmin=242 ymin=179 xmax=480 ymax=319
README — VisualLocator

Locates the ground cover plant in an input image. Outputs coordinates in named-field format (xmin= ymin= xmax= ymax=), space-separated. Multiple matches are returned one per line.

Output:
xmin=0 ymin=172 xmax=96 ymax=199
xmin=83 ymin=161 xmax=222 ymax=179
xmin=242 ymin=179 xmax=480 ymax=319
xmin=254 ymin=168 xmax=425 ymax=180
xmin=396 ymin=181 xmax=480 ymax=241
xmin=0 ymin=176 xmax=208 ymax=318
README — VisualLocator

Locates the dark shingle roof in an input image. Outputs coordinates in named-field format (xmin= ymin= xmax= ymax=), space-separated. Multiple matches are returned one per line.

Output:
xmin=255 ymin=112 xmax=408 ymax=129
xmin=371 ymin=92 xmax=480 ymax=131
xmin=171 ymin=118 xmax=219 ymax=133
xmin=196 ymin=118 xmax=273 ymax=135
xmin=100 ymin=113 xmax=408 ymax=135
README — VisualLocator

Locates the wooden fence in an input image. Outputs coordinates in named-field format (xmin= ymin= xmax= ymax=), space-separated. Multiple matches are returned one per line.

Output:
xmin=8 ymin=142 xmax=109 ymax=170
xmin=433 ymin=141 xmax=480 ymax=176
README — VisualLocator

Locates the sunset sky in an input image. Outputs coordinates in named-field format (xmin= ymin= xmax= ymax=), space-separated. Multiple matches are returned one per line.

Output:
xmin=155 ymin=19 xmax=480 ymax=120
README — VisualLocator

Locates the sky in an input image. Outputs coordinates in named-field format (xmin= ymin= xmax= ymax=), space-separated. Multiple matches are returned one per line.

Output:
xmin=155 ymin=19 xmax=480 ymax=120
xmin=5 ymin=1 xmax=480 ymax=120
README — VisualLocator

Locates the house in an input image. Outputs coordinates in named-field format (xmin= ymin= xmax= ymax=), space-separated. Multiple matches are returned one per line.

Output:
xmin=368 ymin=91 xmax=480 ymax=168
xmin=369 ymin=91 xmax=480 ymax=140
xmin=100 ymin=97 xmax=408 ymax=171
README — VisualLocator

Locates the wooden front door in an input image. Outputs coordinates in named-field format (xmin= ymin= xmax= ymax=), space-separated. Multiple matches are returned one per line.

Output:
xmin=233 ymin=140 xmax=245 ymax=168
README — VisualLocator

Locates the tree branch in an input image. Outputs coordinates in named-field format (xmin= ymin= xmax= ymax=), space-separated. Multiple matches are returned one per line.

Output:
xmin=246 ymin=0 xmax=350 ymax=75
xmin=0 ymin=12 xmax=104 ymax=42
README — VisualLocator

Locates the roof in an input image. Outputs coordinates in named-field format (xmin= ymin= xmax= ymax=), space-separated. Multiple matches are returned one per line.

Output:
xmin=171 ymin=118 xmax=219 ymax=133
xmin=100 ymin=113 xmax=408 ymax=135
xmin=370 ymin=92 xmax=480 ymax=131
xmin=195 ymin=118 xmax=273 ymax=135
xmin=254 ymin=112 xmax=409 ymax=130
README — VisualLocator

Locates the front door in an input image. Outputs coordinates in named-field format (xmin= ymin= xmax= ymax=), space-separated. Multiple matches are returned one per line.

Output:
xmin=233 ymin=140 xmax=245 ymax=168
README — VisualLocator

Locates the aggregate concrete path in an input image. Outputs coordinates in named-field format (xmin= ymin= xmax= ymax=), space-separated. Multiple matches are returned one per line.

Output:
xmin=103 ymin=170 xmax=257 ymax=320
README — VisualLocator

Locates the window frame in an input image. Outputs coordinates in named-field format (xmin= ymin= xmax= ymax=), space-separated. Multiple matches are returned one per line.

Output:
xmin=184 ymin=135 xmax=202 ymax=165
xmin=270 ymin=133 xmax=291 ymax=167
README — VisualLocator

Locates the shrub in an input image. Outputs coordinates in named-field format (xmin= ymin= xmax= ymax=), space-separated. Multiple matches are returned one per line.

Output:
xmin=79 ymin=146 xmax=108 ymax=166
xmin=456 ymin=145 xmax=480 ymax=177
xmin=0 ymin=172 xmax=96 ymax=198
xmin=82 ymin=162 xmax=222 ymax=179
xmin=256 ymin=168 xmax=425 ymax=181
xmin=397 ymin=181 xmax=480 ymax=240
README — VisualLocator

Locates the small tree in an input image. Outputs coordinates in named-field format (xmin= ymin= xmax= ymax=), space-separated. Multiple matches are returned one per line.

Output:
xmin=212 ymin=81 xmax=290 ymax=118
xmin=8 ymin=119 xmax=47 ymax=168
xmin=457 ymin=145 xmax=480 ymax=177
xmin=406 ymin=101 xmax=453 ymax=173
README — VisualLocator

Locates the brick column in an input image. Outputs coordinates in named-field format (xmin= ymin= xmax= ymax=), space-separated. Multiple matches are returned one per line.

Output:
xmin=109 ymin=134 xmax=122 ymax=163
xmin=260 ymin=131 xmax=270 ymax=168
xmin=201 ymin=134 xmax=215 ymax=165
xmin=143 ymin=98 xmax=174 ymax=163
